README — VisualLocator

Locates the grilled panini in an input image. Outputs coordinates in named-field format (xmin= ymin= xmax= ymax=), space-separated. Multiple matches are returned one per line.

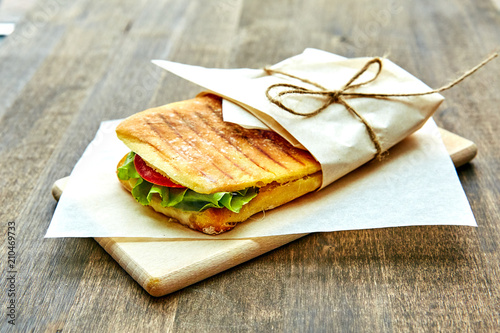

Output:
xmin=115 ymin=94 xmax=322 ymax=234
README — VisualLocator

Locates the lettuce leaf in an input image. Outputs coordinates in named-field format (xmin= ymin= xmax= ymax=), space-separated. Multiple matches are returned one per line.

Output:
xmin=117 ymin=152 xmax=258 ymax=213
xmin=117 ymin=152 xmax=140 ymax=180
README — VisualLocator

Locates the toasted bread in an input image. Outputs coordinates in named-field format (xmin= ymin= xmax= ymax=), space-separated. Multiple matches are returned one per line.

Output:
xmin=116 ymin=95 xmax=321 ymax=194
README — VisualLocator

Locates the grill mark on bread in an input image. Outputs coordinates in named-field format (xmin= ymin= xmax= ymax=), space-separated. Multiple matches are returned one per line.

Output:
xmin=193 ymin=110 xmax=277 ymax=175
xmin=203 ymin=101 xmax=309 ymax=168
xmin=157 ymin=113 xmax=236 ymax=181
xmin=172 ymin=110 xmax=254 ymax=177
xmin=146 ymin=120 xmax=218 ymax=184
xmin=198 ymin=101 xmax=295 ymax=176
xmin=261 ymin=131 xmax=308 ymax=167
xmin=199 ymin=104 xmax=292 ymax=171
xmin=242 ymin=135 xmax=291 ymax=169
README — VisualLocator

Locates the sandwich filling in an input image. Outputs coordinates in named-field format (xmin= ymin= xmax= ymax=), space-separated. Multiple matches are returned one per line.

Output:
xmin=117 ymin=151 xmax=258 ymax=213
xmin=114 ymin=95 xmax=322 ymax=234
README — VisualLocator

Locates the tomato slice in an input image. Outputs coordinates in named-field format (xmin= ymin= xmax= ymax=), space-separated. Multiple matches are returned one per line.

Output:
xmin=134 ymin=154 xmax=186 ymax=188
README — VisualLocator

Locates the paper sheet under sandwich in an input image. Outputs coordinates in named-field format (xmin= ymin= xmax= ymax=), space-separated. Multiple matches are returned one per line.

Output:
xmin=45 ymin=119 xmax=476 ymax=239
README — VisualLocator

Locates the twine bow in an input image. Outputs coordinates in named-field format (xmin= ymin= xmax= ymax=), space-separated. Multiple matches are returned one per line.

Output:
xmin=264 ymin=53 xmax=497 ymax=160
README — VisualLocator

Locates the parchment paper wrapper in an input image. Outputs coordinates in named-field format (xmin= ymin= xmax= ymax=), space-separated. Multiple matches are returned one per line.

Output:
xmin=46 ymin=49 xmax=476 ymax=239
xmin=46 ymin=119 xmax=476 ymax=239
xmin=152 ymin=49 xmax=444 ymax=188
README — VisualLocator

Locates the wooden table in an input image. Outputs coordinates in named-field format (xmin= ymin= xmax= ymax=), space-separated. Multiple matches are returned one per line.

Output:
xmin=1 ymin=0 xmax=499 ymax=331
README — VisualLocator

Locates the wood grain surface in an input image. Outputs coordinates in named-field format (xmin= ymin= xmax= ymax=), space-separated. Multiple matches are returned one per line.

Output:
xmin=1 ymin=0 xmax=499 ymax=331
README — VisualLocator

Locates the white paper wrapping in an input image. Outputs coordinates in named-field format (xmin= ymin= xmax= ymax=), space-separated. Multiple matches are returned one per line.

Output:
xmin=46 ymin=49 xmax=477 ymax=239
xmin=45 ymin=119 xmax=476 ymax=239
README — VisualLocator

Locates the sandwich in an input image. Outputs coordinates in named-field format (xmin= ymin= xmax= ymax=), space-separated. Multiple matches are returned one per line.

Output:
xmin=115 ymin=94 xmax=322 ymax=234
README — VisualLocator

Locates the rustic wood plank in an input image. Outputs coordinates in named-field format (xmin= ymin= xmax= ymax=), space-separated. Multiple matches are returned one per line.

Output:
xmin=0 ymin=0 xmax=499 ymax=331
xmin=438 ymin=128 xmax=477 ymax=168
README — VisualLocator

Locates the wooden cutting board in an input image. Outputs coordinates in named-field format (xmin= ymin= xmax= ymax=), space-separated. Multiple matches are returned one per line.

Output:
xmin=51 ymin=128 xmax=477 ymax=297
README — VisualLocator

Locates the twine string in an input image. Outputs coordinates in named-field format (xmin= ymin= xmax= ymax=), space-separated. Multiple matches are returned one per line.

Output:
xmin=264 ymin=53 xmax=497 ymax=159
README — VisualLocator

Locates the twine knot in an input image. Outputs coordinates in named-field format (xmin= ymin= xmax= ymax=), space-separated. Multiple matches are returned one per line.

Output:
xmin=328 ymin=90 xmax=342 ymax=101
